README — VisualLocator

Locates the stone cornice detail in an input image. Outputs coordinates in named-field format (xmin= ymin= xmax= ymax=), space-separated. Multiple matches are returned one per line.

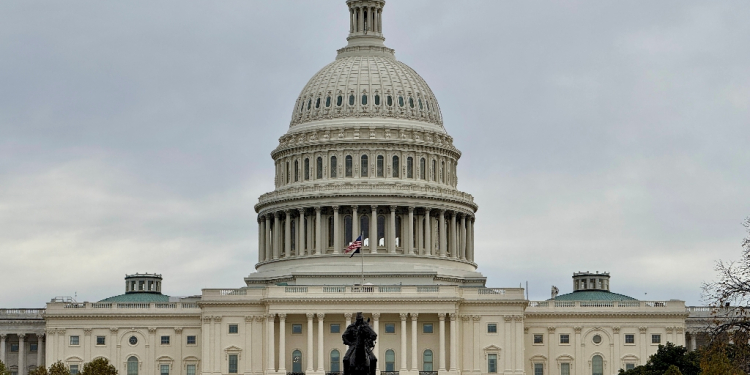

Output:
xmin=526 ymin=312 xmax=689 ymax=319
xmin=273 ymin=137 xmax=459 ymax=160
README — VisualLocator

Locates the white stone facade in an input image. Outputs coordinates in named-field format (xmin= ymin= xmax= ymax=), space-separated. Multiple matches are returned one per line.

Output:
xmin=8 ymin=2 xmax=698 ymax=375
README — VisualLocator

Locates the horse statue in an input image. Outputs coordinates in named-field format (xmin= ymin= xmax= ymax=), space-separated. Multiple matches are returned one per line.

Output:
xmin=342 ymin=312 xmax=378 ymax=375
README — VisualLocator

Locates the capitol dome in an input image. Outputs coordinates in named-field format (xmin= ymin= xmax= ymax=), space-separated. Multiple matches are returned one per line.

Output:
xmin=250 ymin=0 xmax=482 ymax=287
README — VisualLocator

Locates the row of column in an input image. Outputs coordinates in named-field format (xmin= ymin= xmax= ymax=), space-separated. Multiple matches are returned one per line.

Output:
xmin=265 ymin=312 xmax=458 ymax=373
xmin=258 ymin=206 xmax=475 ymax=263
xmin=0 ymin=334 xmax=45 ymax=375
xmin=349 ymin=5 xmax=382 ymax=35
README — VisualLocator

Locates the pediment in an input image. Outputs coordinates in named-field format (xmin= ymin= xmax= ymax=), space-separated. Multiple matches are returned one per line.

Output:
xmin=483 ymin=344 xmax=501 ymax=351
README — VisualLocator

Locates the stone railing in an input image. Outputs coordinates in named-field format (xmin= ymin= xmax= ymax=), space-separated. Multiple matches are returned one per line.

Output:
xmin=0 ymin=308 xmax=45 ymax=319
xmin=527 ymin=300 xmax=686 ymax=312
xmin=45 ymin=302 xmax=200 ymax=313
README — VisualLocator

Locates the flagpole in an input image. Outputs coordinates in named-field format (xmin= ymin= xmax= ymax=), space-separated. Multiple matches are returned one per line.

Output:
xmin=360 ymin=231 xmax=364 ymax=285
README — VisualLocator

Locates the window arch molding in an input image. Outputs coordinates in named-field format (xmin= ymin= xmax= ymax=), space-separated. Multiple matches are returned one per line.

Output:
xmin=329 ymin=349 xmax=341 ymax=372
xmin=555 ymin=355 xmax=574 ymax=375
xmin=528 ymin=355 xmax=548 ymax=375
xmin=483 ymin=345 xmax=501 ymax=374
xmin=384 ymin=349 xmax=396 ymax=372
xmin=422 ymin=349 xmax=434 ymax=371
xmin=589 ymin=353 xmax=606 ymax=375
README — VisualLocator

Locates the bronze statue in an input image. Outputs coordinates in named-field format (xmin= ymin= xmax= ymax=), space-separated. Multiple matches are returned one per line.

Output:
xmin=342 ymin=312 xmax=377 ymax=375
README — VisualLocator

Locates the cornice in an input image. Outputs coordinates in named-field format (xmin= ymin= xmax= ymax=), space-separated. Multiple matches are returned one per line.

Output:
xmin=272 ymin=139 xmax=460 ymax=160
xmin=525 ymin=311 xmax=690 ymax=319
xmin=42 ymin=314 xmax=202 ymax=320
xmin=262 ymin=297 xmax=462 ymax=304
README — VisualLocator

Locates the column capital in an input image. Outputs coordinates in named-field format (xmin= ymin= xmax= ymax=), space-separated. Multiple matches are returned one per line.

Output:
xmin=639 ymin=326 xmax=648 ymax=333
xmin=471 ymin=315 xmax=481 ymax=322
xmin=266 ymin=213 xmax=273 ymax=220
xmin=148 ymin=327 xmax=157 ymax=333
xmin=461 ymin=315 xmax=471 ymax=321
xmin=612 ymin=327 xmax=620 ymax=334
xmin=410 ymin=313 xmax=418 ymax=321
xmin=316 ymin=313 xmax=325 ymax=319
xmin=315 ymin=206 xmax=322 ymax=213
xmin=408 ymin=206 xmax=415 ymax=212
xmin=306 ymin=313 xmax=315 ymax=319
xmin=109 ymin=327 xmax=118 ymax=334
xmin=332 ymin=205 xmax=339 ymax=212
xmin=212 ymin=316 xmax=222 ymax=322
xmin=439 ymin=208 xmax=446 ymax=214
xmin=438 ymin=313 xmax=446 ymax=320
xmin=0 ymin=334 xmax=6 ymax=340
xmin=371 ymin=313 xmax=380 ymax=320
xmin=267 ymin=313 xmax=276 ymax=320
xmin=17 ymin=333 xmax=27 ymax=340
xmin=344 ymin=313 xmax=353 ymax=319
xmin=352 ymin=205 xmax=358 ymax=211
xmin=255 ymin=316 xmax=265 ymax=322
xmin=284 ymin=209 xmax=291 ymax=214
xmin=503 ymin=315 xmax=513 ymax=322
xmin=389 ymin=205 xmax=397 ymax=211
xmin=274 ymin=211 xmax=281 ymax=218
xmin=174 ymin=327 xmax=184 ymax=333
xmin=449 ymin=313 xmax=457 ymax=321
xmin=371 ymin=205 xmax=378 ymax=210
xmin=298 ymin=208 xmax=305 ymax=214
xmin=83 ymin=328 xmax=92 ymax=335
xmin=36 ymin=333 xmax=45 ymax=340
xmin=278 ymin=313 xmax=287 ymax=320
xmin=574 ymin=326 xmax=583 ymax=333
xmin=547 ymin=326 xmax=556 ymax=333
xmin=399 ymin=313 xmax=408 ymax=321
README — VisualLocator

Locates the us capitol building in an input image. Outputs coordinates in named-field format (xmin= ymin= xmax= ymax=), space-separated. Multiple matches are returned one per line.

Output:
xmin=1 ymin=1 xmax=707 ymax=375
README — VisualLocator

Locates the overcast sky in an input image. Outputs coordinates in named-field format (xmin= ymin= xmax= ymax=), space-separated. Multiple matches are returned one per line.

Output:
xmin=1 ymin=1 xmax=749 ymax=307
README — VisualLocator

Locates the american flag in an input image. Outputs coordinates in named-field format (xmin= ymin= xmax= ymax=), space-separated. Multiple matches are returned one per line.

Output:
xmin=344 ymin=235 xmax=363 ymax=257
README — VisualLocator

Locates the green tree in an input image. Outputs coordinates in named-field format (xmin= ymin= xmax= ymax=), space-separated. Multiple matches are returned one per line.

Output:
xmin=80 ymin=358 xmax=117 ymax=375
xmin=701 ymin=343 xmax=746 ymax=375
xmin=0 ymin=360 xmax=11 ymax=375
xmin=29 ymin=366 xmax=49 ymax=375
xmin=664 ymin=365 xmax=683 ymax=375
xmin=48 ymin=361 xmax=71 ymax=375
xmin=617 ymin=343 xmax=699 ymax=375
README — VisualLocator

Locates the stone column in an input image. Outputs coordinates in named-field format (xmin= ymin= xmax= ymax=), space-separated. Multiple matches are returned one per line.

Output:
xmin=411 ymin=314 xmax=419 ymax=371
xmin=460 ymin=214 xmax=467 ymax=260
xmin=370 ymin=205 xmax=378 ymax=253
xmin=259 ymin=218 xmax=265 ymax=262
xmin=399 ymin=313 xmax=408 ymax=371
xmin=352 ymin=206 xmax=359 ymax=240
xmin=514 ymin=316 xmax=523 ymax=372
xmin=284 ymin=211 xmax=292 ymax=258
xmin=639 ymin=327 xmax=647 ymax=365
xmin=273 ymin=212 xmax=281 ymax=259
xmin=690 ymin=332 xmax=697 ymax=351
xmin=467 ymin=217 xmax=474 ymax=262
xmin=345 ymin=313 xmax=352 ymax=329
xmin=212 ymin=318 xmax=221 ymax=374
xmin=19 ymin=334 xmax=25 ymax=375
xmin=333 ymin=206 xmax=341 ymax=253
xmin=315 ymin=207 xmax=322 ymax=255
xmin=574 ymin=326 xmax=582 ymax=374
xmin=298 ymin=209 xmax=305 ymax=256
xmin=372 ymin=313 xmax=381 ymax=372
xmin=0 ymin=334 xmax=6 ymax=364
xmin=267 ymin=314 xmax=275 ymax=372
xmin=449 ymin=212 xmax=456 ymax=258
xmin=424 ymin=209 xmax=432 ymax=255
xmin=317 ymin=314 xmax=325 ymax=372
xmin=389 ymin=206 xmax=397 ymax=253
xmin=438 ymin=313 xmax=447 ymax=372
xmin=449 ymin=314 xmax=457 ymax=372
xmin=265 ymin=214 xmax=273 ymax=261
xmin=278 ymin=314 xmax=286 ymax=373
xmin=407 ymin=207 xmax=415 ymax=254
xmin=438 ymin=210 xmax=447 ymax=257
xmin=472 ymin=317 xmax=480 ymax=373
xmin=36 ymin=334 xmax=44 ymax=369
xmin=613 ymin=327 xmax=621 ymax=373
xmin=306 ymin=314 xmax=314 ymax=373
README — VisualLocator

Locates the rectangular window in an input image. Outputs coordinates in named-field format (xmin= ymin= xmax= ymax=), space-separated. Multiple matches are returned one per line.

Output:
xmin=488 ymin=354 xmax=497 ymax=373
xmin=10 ymin=343 xmax=18 ymax=352
xmin=11 ymin=372 xmax=17 ymax=375
xmin=228 ymin=354 xmax=238 ymax=374
xmin=161 ymin=336 xmax=170 ymax=345
xmin=423 ymin=323 xmax=434 ymax=334
xmin=534 ymin=363 xmax=543 ymax=375
xmin=229 ymin=324 xmax=239 ymax=334
xmin=625 ymin=364 xmax=635 ymax=370
xmin=160 ymin=365 xmax=169 ymax=375
xmin=30 ymin=343 xmax=38 ymax=352
xmin=533 ymin=334 xmax=543 ymax=344
xmin=330 ymin=324 xmax=340 ymax=334
xmin=292 ymin=324 xmax=303 ymax=334
xmin=70 ymin=336 xmax=80 ymax=346
xmin=187 ymin=336 xmax=196 ymax=345
xmin=625 ymin=334 xmax=635 ymax=344
xmin=487 ymin=323 xmax=497 ymax=334
xmin=559 ymin=334 xmax=569 ymax=344
xmin=70 ymin=365 xmax=79 ymax=375
xmin=385 ymin=323 xmax=395 ymax=334
xmin=96 ymin=336 xmax=106 ymax=346
xmin=186 ymin=365 xmax=196 ymax=375
xmin=561 ymin=363 xmax=570 ymax=375
xmin=652 ymin=334 xmax=661 ymax=344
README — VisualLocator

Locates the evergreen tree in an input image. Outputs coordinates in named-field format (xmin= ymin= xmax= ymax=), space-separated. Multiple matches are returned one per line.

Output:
xmin=80 ymin=358 xmax=117 ymax=375
xmin=48 ymin=361 xmax=71 ymax=375
xmin=617 ymin=343 xmax=699 ymax=375
xmin=28 ymin=366 xmax=49 ymax=375
xmin=663 ymin=365 xmax=683 ymax=375
xmin=0 ymin=360 xmax=11 ymax=375
xmin=701 ymin=343 xmax=746 ymax=375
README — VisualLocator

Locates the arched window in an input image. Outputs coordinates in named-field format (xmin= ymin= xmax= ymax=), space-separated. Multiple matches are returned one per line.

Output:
xmin=304 ymin=159 xmax=310 ymax=180
xmin=292 ymin=350 xmax=302 ymax=373
xmin=398 ymin=96 xmax=404 ymax=107
xmin=345 ymin=215 xmax=353 ymax=245
xmin=395 ymin=215 xmax=401 ymax=247
xmin=387 ymin=95 xmax=393 ymax=106
xmin=127 ymin=357 xmax=139 ymax=375
xmin=362 ymin=94 xmax=367 ymax=105
xmin=377 ymin=215 xmax=385 ymax=247
xmin=418 ymin=98 xmax=423 ymax=110
xmin=361 ymin=155 xmax=368 ymax=177
xmin=392 ymin=156 xmax=400 ymax=178
xmin=376 ymin=155 xmax=384 ymax=177
xmin=315 ymin=98 xmax=320 ymax=109
xmin=345 ymin=155 xmax=353 ymax=177
xmin=374 ymin=94 xmax=380 ymax=106
xmin=330 ymin=350 xmax=341 ymax=373
xmin=360 ymin=216 xmax=370 ymax=246
xmin=420 ymin=158 xmax=426 ymax=180
xmin=592 ymin=355 xmax=603 ymax=375
xmin=294 ymin=160 xmax=299 ymax=182
xmin=423 ymin=350 xmax=433 ymax=371
xmin=431 ymin=160 xmax=436 ymax=181
xmin=317 ymin=157 xmax=323 ymax=179
xmin=326 ymin=96 xmax=331 ymax=107
xmin=307 ymin=99 xmax=312 ymax=110
xmin=409 ymin=97 xmax=414 ymax=108
xmin=328 ymin=216 xmax=334 ymax=247
xmin=407 ymin=157 xmax=413 ymax=178
xmin=337 ymin=95 xmax=343 ymax=106
xmin=330 ymin=156 xmax=337 ymax=178
xmin=385 ymin=350 xmax=396 ymax=372
xmin=349 ymin=94 xmax=355 ymax=106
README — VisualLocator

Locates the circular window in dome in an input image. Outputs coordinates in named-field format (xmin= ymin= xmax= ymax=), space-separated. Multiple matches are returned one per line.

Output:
xmin=349 ymin=95 xmax=355 ymax=106
xmin=337 ymin=95 xmax=343 ymax=106
xmin=592 ymin=334 xmax=602 ymax=344
xmin=398 ymin=96 xmax=404 ymax=107
xmin=374 ymin=94 xmax=380 ymax=106
xmin=129 ymin=336 xmax=138 ymax=345
xmin=387 ymin=95 xmax=393 ymax=106
xmin=326 ymin=96 xmax=331 ymax=107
